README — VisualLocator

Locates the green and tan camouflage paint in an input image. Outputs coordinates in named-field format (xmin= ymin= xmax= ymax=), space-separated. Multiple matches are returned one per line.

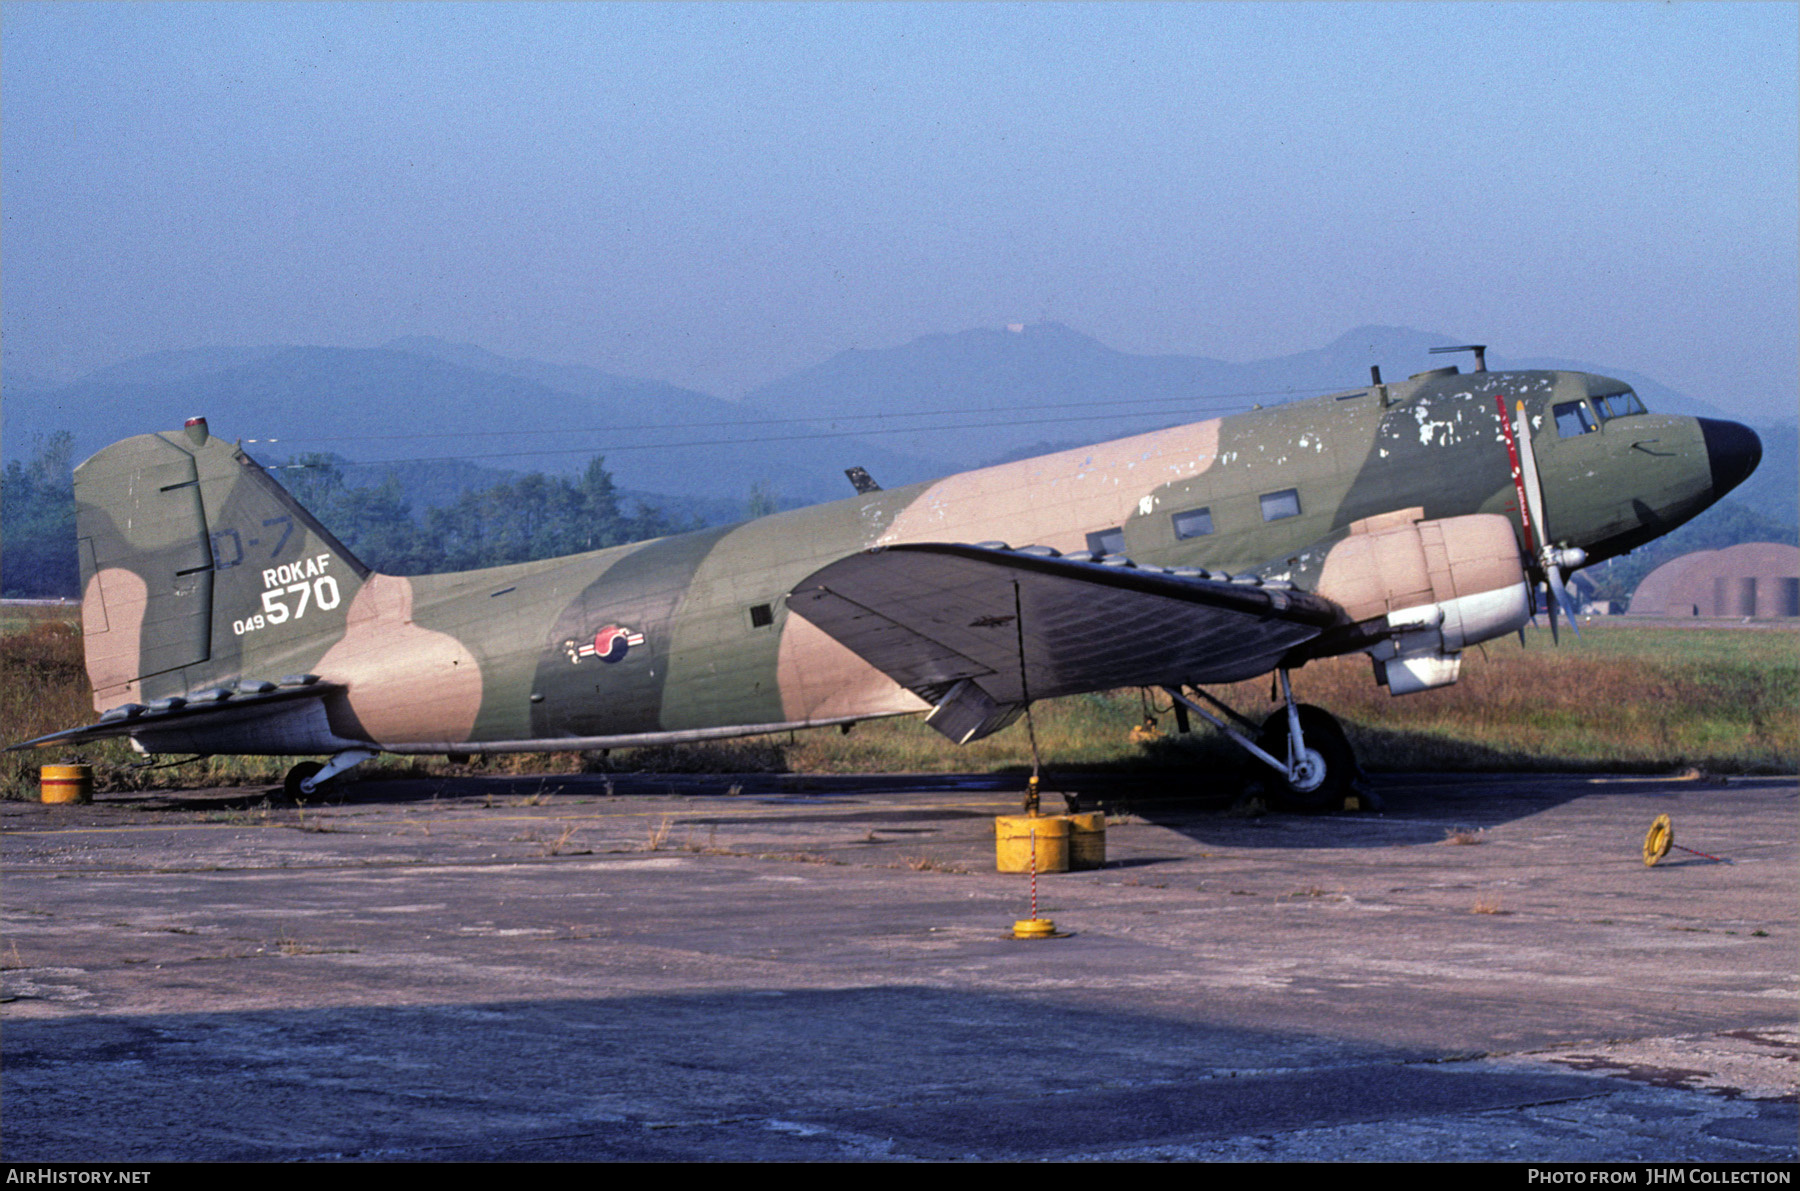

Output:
xmin=59 ymin=365 xmax=1749 ymax=757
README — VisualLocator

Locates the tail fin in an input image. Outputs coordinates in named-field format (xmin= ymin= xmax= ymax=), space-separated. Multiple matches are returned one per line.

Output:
xmin=75 ymin=418 xmax=368 ymax=711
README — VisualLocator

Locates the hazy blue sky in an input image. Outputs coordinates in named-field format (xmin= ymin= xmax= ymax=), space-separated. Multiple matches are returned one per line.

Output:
xmin=5 ymin=2 xmax=1796 ymax=420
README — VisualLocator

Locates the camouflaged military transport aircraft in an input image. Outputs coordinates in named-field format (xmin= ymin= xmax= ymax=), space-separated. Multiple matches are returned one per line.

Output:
xmin=12 ymin=346 xmax=1762 ymax=810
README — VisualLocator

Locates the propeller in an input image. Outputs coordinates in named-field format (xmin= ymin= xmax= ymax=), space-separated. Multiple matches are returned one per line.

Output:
xmin=1496 ymin=397 xmax=1586 ymax=641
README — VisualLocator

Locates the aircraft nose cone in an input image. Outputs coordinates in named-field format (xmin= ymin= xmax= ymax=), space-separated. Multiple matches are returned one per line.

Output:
xmin=1698 ymin=418 xmax=1762 ymax=498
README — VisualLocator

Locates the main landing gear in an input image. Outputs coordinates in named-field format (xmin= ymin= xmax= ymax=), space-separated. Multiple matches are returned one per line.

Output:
xmin=281 ymin=749 xmax=377 ymax=801
xmin=1162 ymin=671 xmax=1361 ymax=813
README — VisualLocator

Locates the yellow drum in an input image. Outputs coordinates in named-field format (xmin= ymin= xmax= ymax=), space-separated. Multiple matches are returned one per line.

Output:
xmin=1066 ymin=811 xmax=1107 ymax=870
xmin=995 ymin=814 xmax=1070 ymax=873
xmin=40 ymin=764 xmax=93 ymax=805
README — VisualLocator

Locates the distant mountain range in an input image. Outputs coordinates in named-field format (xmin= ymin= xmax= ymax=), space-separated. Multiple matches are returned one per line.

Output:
xmin=3 ymin=338 xmax=950 ymax=506
xmin=5 ymin=324 xmax=1792 ymax=524
xmin=743 ymin=322 xmax=1758 ymax=466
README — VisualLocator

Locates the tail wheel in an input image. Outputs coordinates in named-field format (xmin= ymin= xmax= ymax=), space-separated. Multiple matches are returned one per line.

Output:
xmin=1255 ymin=704 xmax=1355 ymax=813
xmin=283 ymin=761 xmax=327 ymax=801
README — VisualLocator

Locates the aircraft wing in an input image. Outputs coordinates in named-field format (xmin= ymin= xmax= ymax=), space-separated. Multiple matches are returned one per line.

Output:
xmin=788 ymin=543 xmax=1341 ymax=739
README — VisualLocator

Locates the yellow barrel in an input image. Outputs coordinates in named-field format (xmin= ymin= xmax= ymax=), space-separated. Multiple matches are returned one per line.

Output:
xmin=995 ymin=814 xmax=1070 ymax=873
xmin=1066 ymin=811 xmax=1107 ymax=870
xmin=40 ymin=764 xmax=93 ymax=805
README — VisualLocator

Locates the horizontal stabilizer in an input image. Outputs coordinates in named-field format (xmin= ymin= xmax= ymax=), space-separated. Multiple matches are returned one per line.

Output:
xmin=7 ymin=679 xmax=363 ymax=756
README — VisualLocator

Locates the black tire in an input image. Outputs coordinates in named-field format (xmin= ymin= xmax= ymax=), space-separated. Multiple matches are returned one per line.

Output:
xmin=1255 ymin=704 xmax=1355 ymax=813
xmin=283 ymin=760 xmax=326 ymax=802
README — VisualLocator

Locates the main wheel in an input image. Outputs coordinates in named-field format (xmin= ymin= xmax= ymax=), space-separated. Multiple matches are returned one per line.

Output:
xmin=1255 ymin=704 xmax=1354 ymax=813
xmin=283 ymin=760 xmax=327 ymax=802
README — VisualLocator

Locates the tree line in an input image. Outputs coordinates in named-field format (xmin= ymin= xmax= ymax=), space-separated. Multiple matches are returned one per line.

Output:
xmin=278 ymin=453 xmax=699 ymax=575
xmin=0 ymin=436 xmax=698 ymax=598
xmin=1 ymin=433 xmax=80 ymax=598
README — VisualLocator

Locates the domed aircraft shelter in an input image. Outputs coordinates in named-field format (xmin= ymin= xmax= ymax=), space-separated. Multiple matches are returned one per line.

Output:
xmin=1627 ymin=542 xmax=1800 ymax=619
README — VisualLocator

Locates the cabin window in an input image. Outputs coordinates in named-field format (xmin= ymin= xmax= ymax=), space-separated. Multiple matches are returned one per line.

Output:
xmin=748 ymin=603 xmax=773 ymax=629
xmin=1554 ymin=401 xmax=1598 ymax=437
xmin=1172 ymin=508 xmax=1214 ymax=539
xmin=1259 ymin=489 xmax=1301 ymax=522
xmin=1592 ymin=390 xmax=1647 ymax=421
xmin=1087 ymin=527 xmax=1126 ymax=556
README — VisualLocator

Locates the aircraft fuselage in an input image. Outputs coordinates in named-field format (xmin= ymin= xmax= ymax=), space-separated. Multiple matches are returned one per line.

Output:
xmin=55 ymin=364 xmax=1760 ymax=758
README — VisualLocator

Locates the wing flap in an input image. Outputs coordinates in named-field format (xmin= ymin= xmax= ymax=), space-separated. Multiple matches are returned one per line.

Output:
xmin=788 ymin=544 xmax=1341 ymax=709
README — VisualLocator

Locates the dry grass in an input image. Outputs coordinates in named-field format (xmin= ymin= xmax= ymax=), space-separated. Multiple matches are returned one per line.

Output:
xmin=271 ymin=934 xmax=343 ymax=957
xmin=3 ymin=613 xmax=1794 ymax=797
xmin=1471 ymin=895 xmax=1506 ymax=915
xmin=774 ymin=627 xmax=1797 ymax=776
xmin=902 ymin=855 xmax=965 ymax=873
xmin=517 ymin=782 xmax=562 ymax=807
xmin=584 ymin=740 xmax=792 ymax=774
xmin=289 ymin=802 xmax=337 ymax=833
xmin=1278 ymin=885 xmax=1345 ymax=903
xmin=1 ymin=620 xmax=114 ymax=798
xmin=542 ymin=824 xmax=581 ymax=856
xmin=0 ymin=621 xmax=318 ymax=798
xmin=1247 ymin=627 xmax=1800 ymax=775
xmin=762 ymin=851 xmax=844 ymax=866
xmin=1442 ymin=827 xmax=1486 ymax=845
xmin=677 ymin=825 xmax=724 ymax=854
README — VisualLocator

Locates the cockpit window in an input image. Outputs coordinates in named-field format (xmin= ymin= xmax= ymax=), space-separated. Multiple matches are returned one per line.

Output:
xmin=1592 ymin=390 xmax=1647 ymax=421
xmin=1553 ymin=400 xmax=1598 ymax=438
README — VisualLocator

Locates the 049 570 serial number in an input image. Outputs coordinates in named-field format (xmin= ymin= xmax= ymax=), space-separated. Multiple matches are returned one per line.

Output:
xmin=233 ymin=555 xmax=341 ymax=636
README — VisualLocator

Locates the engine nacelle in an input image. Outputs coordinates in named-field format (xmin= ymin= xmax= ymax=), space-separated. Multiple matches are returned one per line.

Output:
xmin=1313 ymin=513 xmax=1532 ymax=695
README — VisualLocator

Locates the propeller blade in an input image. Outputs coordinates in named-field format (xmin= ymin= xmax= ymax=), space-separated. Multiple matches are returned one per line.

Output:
xmin=1543 ymin=558 xmax=1580 ymax=640
xmin=1504 ymin=399 xmax=1582 ymax=641
xmin=1495 ymin=396 xmax=1539 ymax=555
xmin=1512 ymin=402 xmax=1550 ymax=552
xmin=1553 ymin=564 xmax=1583 ymax=638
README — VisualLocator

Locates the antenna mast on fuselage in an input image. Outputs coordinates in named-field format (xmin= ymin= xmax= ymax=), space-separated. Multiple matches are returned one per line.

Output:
xmin=1429 ymin=344 xmax=1489 ymax=372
